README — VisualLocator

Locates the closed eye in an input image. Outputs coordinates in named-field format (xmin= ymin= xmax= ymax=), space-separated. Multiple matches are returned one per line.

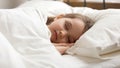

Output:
xmin=65 ymin=22 xmax=68 ymax=30
xmin=64 ymin=20 xmax=72 ymax=31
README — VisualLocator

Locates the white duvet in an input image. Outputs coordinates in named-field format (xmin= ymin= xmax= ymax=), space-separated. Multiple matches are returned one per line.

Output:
xmin=0 ymin=8 xmax=73 ymax=68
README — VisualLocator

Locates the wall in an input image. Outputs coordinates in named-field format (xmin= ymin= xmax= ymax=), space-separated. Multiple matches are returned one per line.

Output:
xmin=0 ymin=0 xmax=63 ymax=9
xmin=0 ymin=0 xmax=13 ymax=9
xmin=0 ymin=0 xmax=27 ymax=9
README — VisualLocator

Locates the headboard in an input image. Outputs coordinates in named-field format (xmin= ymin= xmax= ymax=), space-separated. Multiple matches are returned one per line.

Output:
xmin=64 ymin=0 xmax=120 ymax=9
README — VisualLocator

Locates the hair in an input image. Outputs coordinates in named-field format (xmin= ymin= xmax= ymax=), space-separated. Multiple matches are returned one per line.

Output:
xmin=46 ymin=13 xmax=94 ymax=33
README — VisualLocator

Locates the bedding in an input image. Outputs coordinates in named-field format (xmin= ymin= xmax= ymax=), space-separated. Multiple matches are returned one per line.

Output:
xmin=0 ymin=7 xmax=73 ymax=68
xmin=66 ymin=8 xmax=120 ymax=59
xmin=19 ymin=0 xmax=72 ymax=16
xmin=0 ymin=32 xmax=25 ymax=68
xmin=1 ymin=0 xmax=120 ymax=68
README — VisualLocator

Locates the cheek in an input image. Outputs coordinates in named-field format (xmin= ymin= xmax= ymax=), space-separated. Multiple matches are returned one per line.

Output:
xmin=53 ymin=23 xmax=63 ymax=30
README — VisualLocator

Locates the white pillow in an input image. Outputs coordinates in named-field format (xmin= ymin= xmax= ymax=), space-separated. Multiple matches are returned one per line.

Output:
xmin=18 ymin=1 xmax=72 ymax=16
xmin=67 ymin=8 xmax=120 ymax=59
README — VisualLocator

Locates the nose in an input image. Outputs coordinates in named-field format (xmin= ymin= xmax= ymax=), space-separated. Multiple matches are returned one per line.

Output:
xmin=59 ymin=30 xmax=67 ymax=39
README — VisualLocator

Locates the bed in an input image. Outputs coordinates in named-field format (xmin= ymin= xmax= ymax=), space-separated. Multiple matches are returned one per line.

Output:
xmin=0 ymin=0 xmax=120 ymax=68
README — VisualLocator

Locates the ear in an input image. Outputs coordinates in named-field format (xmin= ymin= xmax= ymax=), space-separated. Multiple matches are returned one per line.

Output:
xmin=54 ymin=14 xmax=65 ymax=20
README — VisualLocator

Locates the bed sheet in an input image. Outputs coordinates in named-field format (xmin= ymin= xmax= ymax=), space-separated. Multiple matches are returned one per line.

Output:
xmin=63 ymin=53 xmax=120 ymax=68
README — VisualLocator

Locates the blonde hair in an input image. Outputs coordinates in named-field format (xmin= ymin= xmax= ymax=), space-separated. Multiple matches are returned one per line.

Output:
xmin=46 ymin=13 xmax=94 ymax=33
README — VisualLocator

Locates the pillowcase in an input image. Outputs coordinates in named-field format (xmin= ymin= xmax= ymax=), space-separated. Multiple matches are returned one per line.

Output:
xmin=66 ymin=8 xmax=120 ymax=59
xmin=18 ymin=1 xmax=72 ymax=16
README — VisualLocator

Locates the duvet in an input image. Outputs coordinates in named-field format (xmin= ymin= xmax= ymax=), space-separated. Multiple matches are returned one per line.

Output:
xmin=0 ymin=7 xmax=72 ymax=68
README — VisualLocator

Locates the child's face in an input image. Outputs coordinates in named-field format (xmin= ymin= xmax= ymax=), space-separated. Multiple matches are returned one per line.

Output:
xmin=48 ymin=17 xmax=85 ymax=43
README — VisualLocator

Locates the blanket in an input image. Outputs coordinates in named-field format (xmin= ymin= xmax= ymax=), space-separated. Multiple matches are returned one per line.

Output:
xmin=0 ymin=7 xmax=72 ymax=68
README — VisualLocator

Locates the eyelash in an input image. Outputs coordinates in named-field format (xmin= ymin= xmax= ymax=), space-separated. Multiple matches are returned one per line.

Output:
xmin=64 ymin=21 xmax=69 ymax=30
xmin=64 ymin=21 xmax=70 ymax=43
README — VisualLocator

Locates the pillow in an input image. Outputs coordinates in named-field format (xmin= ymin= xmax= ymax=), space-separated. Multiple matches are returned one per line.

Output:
xmin=18 ymin=1 xmax=72 ymax=16
xmin=66 ymin=8 xmax=120 ymax=59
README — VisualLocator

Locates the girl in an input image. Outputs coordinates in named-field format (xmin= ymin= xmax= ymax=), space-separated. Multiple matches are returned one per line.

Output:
xmin=47 ymin=13 xmax=94 ymax=54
